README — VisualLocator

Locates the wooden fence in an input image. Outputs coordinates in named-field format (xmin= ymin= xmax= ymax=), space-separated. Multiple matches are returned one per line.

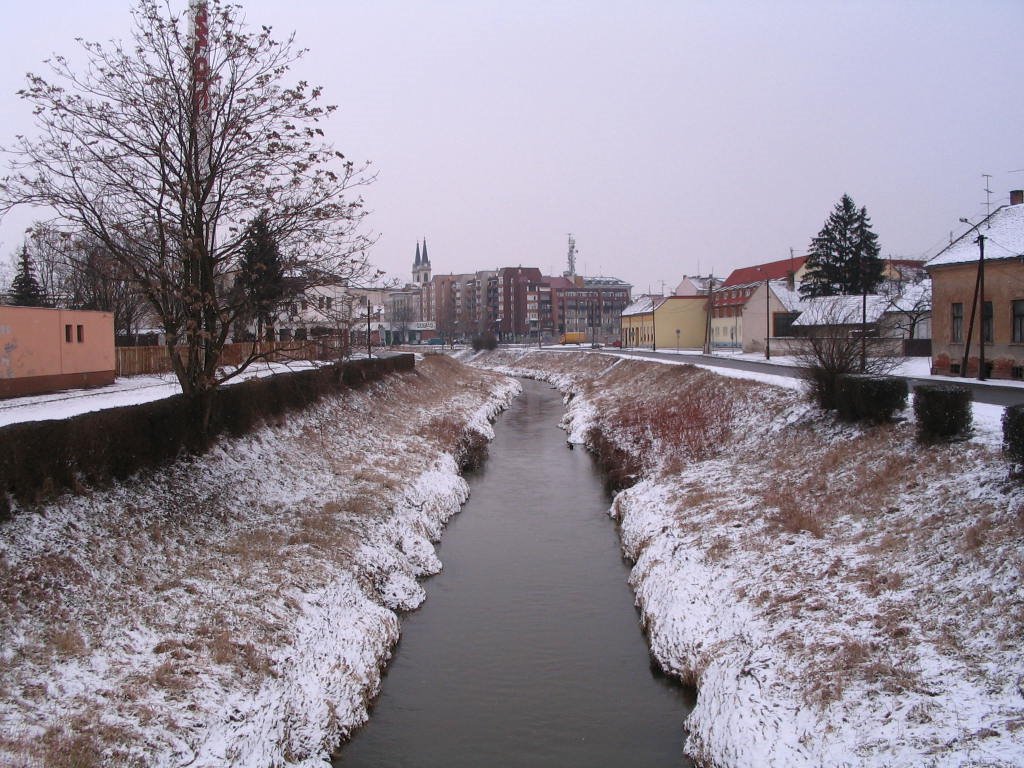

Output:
xmin=116 ymin=340 xmax=344 ymax=377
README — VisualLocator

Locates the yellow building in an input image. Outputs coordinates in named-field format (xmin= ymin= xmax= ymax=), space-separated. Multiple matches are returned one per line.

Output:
xmin=620 ymin=295 xmax=708 ymax=350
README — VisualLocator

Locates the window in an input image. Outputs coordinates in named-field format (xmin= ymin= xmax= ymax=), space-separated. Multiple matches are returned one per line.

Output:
xmin=982 ymin=301 xmax=993 ymax=344
xmin=1014 ymin=300 xmax=1024 ymax=343
xmin=64 ymin=324 xmax=72 ymax=343
xmin=76 ymin=325 xmax=84 ymax=343
xmin=951 ymin=302 xmax=963 ymax=343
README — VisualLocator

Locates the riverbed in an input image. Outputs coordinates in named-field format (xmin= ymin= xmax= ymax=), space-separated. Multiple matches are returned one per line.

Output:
xmin=336 ymin=378 xmax=693 ymax=767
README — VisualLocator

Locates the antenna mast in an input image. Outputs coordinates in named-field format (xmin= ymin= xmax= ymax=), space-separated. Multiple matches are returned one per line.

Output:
xmin=565 ymin=234 xmax=577 ymax=277
xmin=982 ymin=173 xmax=993 ymax=218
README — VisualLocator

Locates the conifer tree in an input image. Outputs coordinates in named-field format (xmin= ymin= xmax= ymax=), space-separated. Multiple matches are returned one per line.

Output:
xmin=8 ymin=245 xmax=47 ymax=307
xmin=800 ymin=194 xmax=883 ymax=298
xmin=239 ymin=214 xmax=285 ymax=341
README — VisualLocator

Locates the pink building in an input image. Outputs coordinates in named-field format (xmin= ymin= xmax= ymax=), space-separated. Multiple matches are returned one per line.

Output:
xmin=0 ymin=306 xmax=115 ymax=398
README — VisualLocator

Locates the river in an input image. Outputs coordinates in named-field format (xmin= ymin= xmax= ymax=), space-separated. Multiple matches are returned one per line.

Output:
xmin=334 ymin=378 xmax=694 ymax=767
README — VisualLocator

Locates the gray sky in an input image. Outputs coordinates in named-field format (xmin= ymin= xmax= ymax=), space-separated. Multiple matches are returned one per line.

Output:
xmin=1 ymin=1 xmax=1022 ymax=292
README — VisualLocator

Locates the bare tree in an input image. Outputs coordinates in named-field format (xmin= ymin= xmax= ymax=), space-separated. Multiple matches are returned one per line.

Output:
xmin=881 ymin=279 xmax=931 ymax=341
xmin=1 ymin=0 xmax=375 ymax=429
xmin=792 ymin=296 xmax=900 ymax=410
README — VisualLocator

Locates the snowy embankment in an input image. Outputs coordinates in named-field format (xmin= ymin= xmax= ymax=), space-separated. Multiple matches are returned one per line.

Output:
xmin=0 ymin=355 xmax=519 ymax=767
xmin=464 ymin=348 xmax=1024 ymax=768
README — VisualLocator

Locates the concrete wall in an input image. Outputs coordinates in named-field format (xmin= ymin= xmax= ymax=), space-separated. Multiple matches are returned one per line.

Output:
xmin=0 ymin=307 xmax=115 ymax=398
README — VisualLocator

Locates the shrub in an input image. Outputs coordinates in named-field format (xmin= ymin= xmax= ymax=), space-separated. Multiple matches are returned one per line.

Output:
xmin=834 ymin=375 xmax=908 ymax=423
xmin=1002 ymin=403 xmax=1024 ymax=467
xmin=914 ymin=384 xmax=972 ymax=442
xmin=471 ymin=332 xmax=498 ymax=352
xmin=805 ymin=365 xmax=841 ymax=411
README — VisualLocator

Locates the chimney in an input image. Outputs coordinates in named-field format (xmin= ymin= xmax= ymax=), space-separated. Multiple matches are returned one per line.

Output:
xmin=1011 ymin=190 xmax=1024 ymax=206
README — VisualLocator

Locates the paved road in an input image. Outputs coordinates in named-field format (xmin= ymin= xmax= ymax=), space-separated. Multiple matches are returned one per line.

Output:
xmin=610 ymin=348 xmax=1024 ymax=407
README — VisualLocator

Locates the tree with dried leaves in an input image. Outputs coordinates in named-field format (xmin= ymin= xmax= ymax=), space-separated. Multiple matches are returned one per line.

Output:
xmin=1 ymin=0 xmax=375 ymax=430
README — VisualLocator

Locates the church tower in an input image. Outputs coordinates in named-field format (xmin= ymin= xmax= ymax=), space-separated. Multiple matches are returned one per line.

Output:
xmin=412 ymin=239 xmax=432 ymax=285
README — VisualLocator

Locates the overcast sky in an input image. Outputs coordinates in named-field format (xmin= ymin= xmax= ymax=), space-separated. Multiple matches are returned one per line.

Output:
xmin=1 ymin=1 xmax=1022 ymax=292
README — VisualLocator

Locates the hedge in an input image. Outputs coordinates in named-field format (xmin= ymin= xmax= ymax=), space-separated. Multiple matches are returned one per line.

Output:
xmin=0 ymin=354 xmax=414 ymax=520
xmin=1003 ymin=403 xmax=1024 ymax=468
xmin=913 ymin=384 xmax=973 ymax=443
xmin=834 ymin=374 xmax=909 ymax=424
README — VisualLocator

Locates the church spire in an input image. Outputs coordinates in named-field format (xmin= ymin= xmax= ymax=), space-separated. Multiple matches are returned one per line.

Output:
xmin=422 ymin=238 xmax=429 ymax=264
xmin=414 ymin=241 xmax=421 ymax=267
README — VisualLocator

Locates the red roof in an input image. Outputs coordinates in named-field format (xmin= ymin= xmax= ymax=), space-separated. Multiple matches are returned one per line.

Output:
xmin=723 ymin=256 xmax=807 ymax=287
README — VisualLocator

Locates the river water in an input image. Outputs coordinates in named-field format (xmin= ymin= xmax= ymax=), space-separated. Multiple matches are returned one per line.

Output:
xmin=334 ymin=378 xmax=694 ymax=767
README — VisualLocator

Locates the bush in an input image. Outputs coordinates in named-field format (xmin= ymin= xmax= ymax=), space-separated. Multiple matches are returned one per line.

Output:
xmin=470 ymin=332 xmax=497 ymax=352
xmin=834 ymin=374 xmax=908 ymax=423
xmin=806 ymin=365 xmax=841 ymax=411
xmin=914 ymin=384 xmax=972 ymax=442
xmin=1002 ymin=403 xmax=1024 ymax=467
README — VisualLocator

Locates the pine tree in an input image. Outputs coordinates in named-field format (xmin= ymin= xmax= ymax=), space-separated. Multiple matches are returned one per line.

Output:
xmin=239 ymin=215 xmax=285 ymax=340
xmin=800 ymin=194 xmax=884 ymax=298
xmin=8 ymin=245 xmax=47 ymax=307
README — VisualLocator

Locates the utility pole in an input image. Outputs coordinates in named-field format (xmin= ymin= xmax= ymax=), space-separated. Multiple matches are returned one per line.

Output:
xmin=703 ymin=274 xmax=715 ymax=355
xmin=978 ymin=233 xmax=987 ymax=380
xmin=959 ymin=227 xmax=986 ymax=379
xmin=860 ymin=256 xmax=867 ymax=374
xmin=651 ymin=295 xmax=657 ymax=351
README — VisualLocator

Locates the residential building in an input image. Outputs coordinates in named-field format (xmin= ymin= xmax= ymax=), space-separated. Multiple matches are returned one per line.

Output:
xmin=673 ymin=275 xmax=722 ymax=296
xmin=620 ymin=295 xmax=707 ymax=350
xmin=0 ymin=306 xmax=115 ymax=398
xmin=553 ymin=276 xmax=632 ymax=344
xmin=710 ymin=256 xmax=807 ymax=351
xmin=926 ymin=190 xmax=1024 ymax=379
xmin=490 ymin=266 xmax=543 ymax=340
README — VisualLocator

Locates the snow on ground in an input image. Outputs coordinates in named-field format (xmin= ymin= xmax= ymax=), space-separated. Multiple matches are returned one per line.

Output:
xmin=464 ymin=347 xmax=1024 ymax=768
xmin=0 ymin=361 xmax=325 ymax=427
xmin=0 ymin=355 xmax=519 ymax=767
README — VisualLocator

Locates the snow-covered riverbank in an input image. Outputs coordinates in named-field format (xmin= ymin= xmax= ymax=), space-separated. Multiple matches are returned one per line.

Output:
xmin=464 ymin=348 xmax=1024 ymax=768
xmin=0 ymin=355 xmax=519 ymax=767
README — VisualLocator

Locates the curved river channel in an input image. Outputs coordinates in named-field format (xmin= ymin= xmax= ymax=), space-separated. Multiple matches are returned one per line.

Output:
xmin=334 ymin=378 xmax=694 ymax=767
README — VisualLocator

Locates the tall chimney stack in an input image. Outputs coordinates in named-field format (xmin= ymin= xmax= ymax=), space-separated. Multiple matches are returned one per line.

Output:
xmin=1011 ymin=189 xmax=1024 ymax=206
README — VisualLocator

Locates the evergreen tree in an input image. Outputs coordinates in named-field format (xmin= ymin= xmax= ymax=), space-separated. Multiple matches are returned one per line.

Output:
xmin=239 ymin=214 xmax=286 ymax=340
xmin=800 ymin=194 xmax=884 ymax=298
xmin=8 ymin=245 xmax=47 ymax=307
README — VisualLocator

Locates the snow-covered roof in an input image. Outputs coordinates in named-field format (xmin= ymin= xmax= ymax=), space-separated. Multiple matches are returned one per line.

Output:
xmin=888 ymin=280 xmax=931 ymax=312
xmin=768 ymin=280 xmax=803 ymax=312
xmin=927 ymin=203 xmax=1024 ymax=268
xmin=621 ymin=295 xmax=659 ymax=316
xmin=792 ymin=294 xmax=890 ymax=326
